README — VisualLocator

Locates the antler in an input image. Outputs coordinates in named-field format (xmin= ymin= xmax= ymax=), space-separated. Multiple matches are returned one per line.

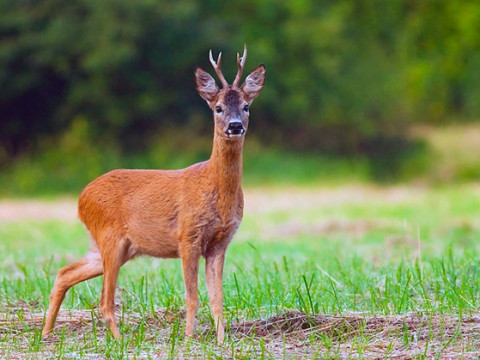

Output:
xmin=232 ymin=44 xmax=247 ymax=89
xmin=209 ymin=49 xmax=229 ymax=88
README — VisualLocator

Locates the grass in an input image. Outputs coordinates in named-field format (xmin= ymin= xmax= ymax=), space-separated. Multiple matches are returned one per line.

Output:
xmin=0 ymin=146 xmax=370 ymax=198
xmin=3 ymin=123 xmax=480 ymax=198
xmin=1 ymin=184 xmax=480 ymax=358
xmin=0 ymin=119 xmax=371 ymax=197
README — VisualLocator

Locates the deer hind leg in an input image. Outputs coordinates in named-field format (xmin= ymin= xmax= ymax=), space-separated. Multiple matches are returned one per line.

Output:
xmin=180 ymin=244 xmax=201 ymax=338
xmin=99 ymin=238 xmax=130 ymax=339
xmin=42 ymin=249 xmax=103 ymax=337
xmin=205 ymin=247 xmax=226 ymax=342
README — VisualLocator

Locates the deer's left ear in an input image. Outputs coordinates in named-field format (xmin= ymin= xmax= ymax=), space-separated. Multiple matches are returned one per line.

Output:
xmin=241 ymin=64 xmax=266 ymax=103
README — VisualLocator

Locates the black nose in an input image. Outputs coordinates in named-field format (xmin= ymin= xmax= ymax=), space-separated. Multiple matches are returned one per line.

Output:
xmin=227 ymin=122 xmax=245 ymax=135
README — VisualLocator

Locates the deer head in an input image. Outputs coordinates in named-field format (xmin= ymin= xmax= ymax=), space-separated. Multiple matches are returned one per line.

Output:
xmin=195 ymin=45 xmax=266 ymax=140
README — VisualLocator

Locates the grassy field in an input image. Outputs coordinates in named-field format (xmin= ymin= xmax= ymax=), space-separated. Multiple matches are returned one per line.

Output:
xmin=2 ymin=184 xmax=480 ymax=358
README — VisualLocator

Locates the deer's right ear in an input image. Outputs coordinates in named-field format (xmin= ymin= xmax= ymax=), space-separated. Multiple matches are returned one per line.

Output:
xmin=195 ymin=67 xmax=219 ymax=105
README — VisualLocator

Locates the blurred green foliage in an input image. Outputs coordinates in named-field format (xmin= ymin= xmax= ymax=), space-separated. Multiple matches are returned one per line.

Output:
xmin=1 ymin=0 xmax=480 ymax=193
xmin=0 ymin=118 xmax=372 ymax=196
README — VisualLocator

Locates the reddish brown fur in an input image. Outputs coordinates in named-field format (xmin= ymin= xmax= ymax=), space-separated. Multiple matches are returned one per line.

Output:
xmin=42 ymin=48 xmax=266 ymax=343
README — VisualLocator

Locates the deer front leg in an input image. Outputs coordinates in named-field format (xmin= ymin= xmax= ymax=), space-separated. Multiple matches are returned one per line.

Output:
xmin=99 ymin=239 xmax=130 ymax=339
xmin=180 ymin=245 xmax=201 ymax=338
xmin=205 ymin=247 xmax=226 ymax=342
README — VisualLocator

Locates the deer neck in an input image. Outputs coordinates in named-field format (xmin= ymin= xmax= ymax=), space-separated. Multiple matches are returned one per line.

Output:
xmin=209 ymin=132 xmax=244 ymax=196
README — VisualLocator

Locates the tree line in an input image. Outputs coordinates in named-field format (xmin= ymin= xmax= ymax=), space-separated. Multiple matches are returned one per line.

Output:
xmin=1 ymin=0 xmax=479 ymax=163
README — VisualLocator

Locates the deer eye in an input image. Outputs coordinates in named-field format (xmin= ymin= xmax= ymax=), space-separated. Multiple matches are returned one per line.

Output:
xmin=243 ymin=105 xmax=249 ymax=112
xmin=215 ymin=106 xmax=223 ymax=114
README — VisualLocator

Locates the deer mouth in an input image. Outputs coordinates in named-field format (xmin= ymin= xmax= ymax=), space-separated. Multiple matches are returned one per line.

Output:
xmin=226 ymin=122 xmax=245 ymax=138
xmin=226 ymin=129 xmax=245 ymax=138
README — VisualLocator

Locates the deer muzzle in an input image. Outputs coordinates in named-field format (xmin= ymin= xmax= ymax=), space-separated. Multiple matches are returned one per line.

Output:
xmin=226 ymin=121 xmax=245 ymax=137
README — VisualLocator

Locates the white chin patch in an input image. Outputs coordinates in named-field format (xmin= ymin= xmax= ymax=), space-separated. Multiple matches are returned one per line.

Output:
xmin=227 ymin=133 xmax=243 ymax=138
xmin=226 ymin=129 xmax=245 ymax=137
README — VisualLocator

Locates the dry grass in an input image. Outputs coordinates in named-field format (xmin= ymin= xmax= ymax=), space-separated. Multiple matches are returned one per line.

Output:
xmin=2 ymin=305 xmax=480 ymax=359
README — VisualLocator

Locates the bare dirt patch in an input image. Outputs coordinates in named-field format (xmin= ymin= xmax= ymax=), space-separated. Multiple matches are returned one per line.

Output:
xmin=0 ymin=186 xmax=424 ymax=223
xmin=232 ymin=311 xmax=480 ymax=358
xmin=245 ymin=185 xmax=426 ymax=215
xmin=264 ymin=219 xmax=383 ymax=240
xmin=2 ymin=307 xmax=480 ymax=359
xmin=0 ymin=199 xmax=78 ymax=223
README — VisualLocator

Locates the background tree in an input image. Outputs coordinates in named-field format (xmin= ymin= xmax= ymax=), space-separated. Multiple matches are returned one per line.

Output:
xmin=1 ymin=0 xmax=479 ymax=174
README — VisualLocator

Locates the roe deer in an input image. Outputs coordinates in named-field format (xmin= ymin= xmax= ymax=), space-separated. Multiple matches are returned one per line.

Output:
xmin=41 ymin=45 xmax=266 ymax=342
